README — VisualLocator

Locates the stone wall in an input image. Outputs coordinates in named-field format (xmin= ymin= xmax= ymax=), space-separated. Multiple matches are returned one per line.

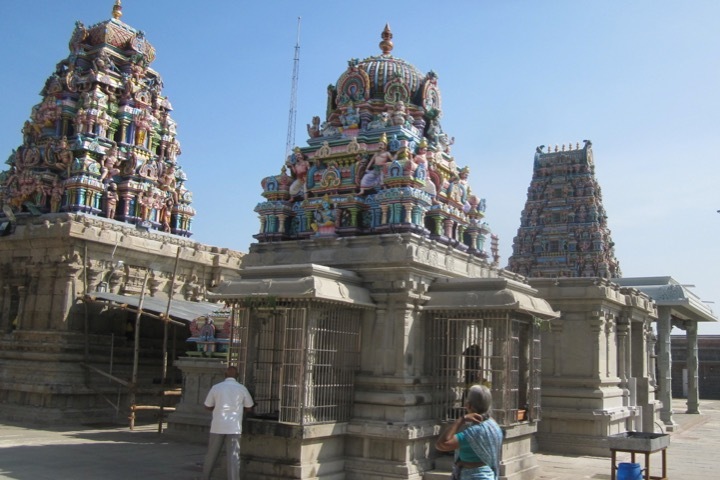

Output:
xmin=0 ymin=212 xmax=242 ymax=424
xmin=672 ymin=335 xmax=720 ymax=400
xmin=529 ymin=278 xmax=659 ymax=456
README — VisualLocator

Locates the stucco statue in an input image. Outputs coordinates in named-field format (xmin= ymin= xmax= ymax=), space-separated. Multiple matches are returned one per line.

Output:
xmin=105 ymin=182 xmax=118 ymax=219
xmin=307 ymin=116 xmax=321 ymax=138
xmin=340 ymin=103 xmax=360 ymax=128
xmin=286 ymin=148 xmax=310 ymax=198
xmin=99 ymin=145 xmax=120 ymax=183
xmin=358 ymin=133 xmax=396 ymax=195
xmin=390 ymin=101 xmax=408 ymax=126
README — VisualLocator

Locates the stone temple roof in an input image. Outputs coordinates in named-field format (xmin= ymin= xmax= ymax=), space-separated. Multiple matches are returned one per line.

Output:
xmin=79 ymin=1 xmax=156 ymax=64
xmin=615 ymin=276 xmax=718 ymax=323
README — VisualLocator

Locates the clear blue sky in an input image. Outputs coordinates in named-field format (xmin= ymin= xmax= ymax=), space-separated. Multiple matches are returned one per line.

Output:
xmin=1 ymin=1 xmax=718 ymax=332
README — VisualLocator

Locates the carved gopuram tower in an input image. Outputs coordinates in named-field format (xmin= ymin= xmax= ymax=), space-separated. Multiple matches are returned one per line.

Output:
xmin=507 ymin=141 xmax=620 ymax=279
xmin=507 ymin=143 xmax=660 ymax=456
xmin=169 ymin=26 xmax=557 ymax=480
xmin=0 ymin=2 xmax=242 ymax=424
xmin=0 ymin=1 xmax=194 ymax=233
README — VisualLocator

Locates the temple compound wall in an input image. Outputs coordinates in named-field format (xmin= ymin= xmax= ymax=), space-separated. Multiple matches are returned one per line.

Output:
xmin=672 ymin=335 xmax=720 ymax=400
xmin=0 ymin=212 xmax=242 ymax=423
xmin=169 ymin=234 xmax=557 ymax=480
xmin=528 ymin=278 xmax=659 ymax=456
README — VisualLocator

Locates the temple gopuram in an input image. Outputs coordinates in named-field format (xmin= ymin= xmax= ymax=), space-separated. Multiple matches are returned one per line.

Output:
xmin=255 ymin=24 xmax=499 ymax=263
xmin=0 ymin=2 xmax=241 ymax=426
xmin=0 ymin=0 xmax=194 ymax=235
xmin=507 ymin=141 xmax=620 ymax=279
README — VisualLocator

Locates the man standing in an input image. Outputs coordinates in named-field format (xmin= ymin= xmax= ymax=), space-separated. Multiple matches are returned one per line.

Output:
xmin=202 ymin=366 xmax=254 ymax=480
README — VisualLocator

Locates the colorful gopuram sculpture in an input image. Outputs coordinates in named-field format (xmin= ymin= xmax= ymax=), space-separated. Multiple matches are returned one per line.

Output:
xmin=507 ymin=141 xmax=621 ymax=278
xmin=0 ymin=1 xmax=194 ymax=236
xmin=255 ymin=25 xmax=498 ymax=261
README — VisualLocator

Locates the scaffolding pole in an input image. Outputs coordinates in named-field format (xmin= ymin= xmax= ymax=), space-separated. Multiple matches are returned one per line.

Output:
xmin=158 ymin=246 xmax=181 ymax=433
xmin=129 ymin=269 xmax=149 ymax=430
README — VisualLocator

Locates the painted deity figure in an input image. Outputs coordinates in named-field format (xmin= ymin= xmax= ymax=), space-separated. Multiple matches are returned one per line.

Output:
xmin=413 ymin=140 xmax=437 ymax=196
xmin=314 ymin=200 xmax=335 ymax=226
xmin=306 ymin=116 xmax=321 ymax=138
xmin=50 ymin=178 xmax=64 ymax=213
xmin=159 ymin=164 xmax=177 ymax=192
xmin=340 ymin=102 xmax=360 ymax=129
xmin=54 ymin=136 xmax=74 ymax=173
xmin=367 ymin=112 xmax=390 ymax=130
xmin=105 ymin=182 xmax=118 ymax=219
xmin=358 ymin=133 xmax=395 ymax=195
xmin=122 ymin=151 xmax=138 ymax=175
xmin=200 ymin=317 xmax=214 ymax=339
xmin=390 ymin=101 xmax=408 ymax=126
xmin=312 ymin=197 xmax=337 ymax=235
xmin=99 ymin=145 xmax=120 ymax=183
xmin=136 ymin=190 xmax=152 ymax=220
xmin=160 ymin=197 xmax=173 ymax=232
xmin=286 ymin=148 xmax=310 ymax=198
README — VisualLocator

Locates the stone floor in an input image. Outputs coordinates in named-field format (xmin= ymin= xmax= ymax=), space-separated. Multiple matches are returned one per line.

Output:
xmin=0 ymin=399 xmax=715 ymax=479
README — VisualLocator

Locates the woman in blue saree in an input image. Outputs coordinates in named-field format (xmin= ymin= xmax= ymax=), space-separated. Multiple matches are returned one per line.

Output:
xmin=435 ymin=385 xmax=504 ymax=480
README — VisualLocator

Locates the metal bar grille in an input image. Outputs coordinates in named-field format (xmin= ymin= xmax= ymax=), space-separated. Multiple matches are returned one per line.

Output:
xmin=530 ymin=322 xmax=542 ymax=421
xmin=427 ymin=312 xmax=539 ymax=426
xmin=227 ymin=306 xmax=249 ymax=375
xmin=279 ymin=308 xmax=306 ymax=424
xmin=235 ymin=303 xmax=361 ymax=425
xmin=245 ymin=308 xmax=288 ymax=419
xmin=281 ymin=305 xmax=361 ymax=425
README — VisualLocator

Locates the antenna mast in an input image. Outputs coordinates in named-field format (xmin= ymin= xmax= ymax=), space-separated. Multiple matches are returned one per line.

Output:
xmin=285 ymin=17 xmax=301 ymax=160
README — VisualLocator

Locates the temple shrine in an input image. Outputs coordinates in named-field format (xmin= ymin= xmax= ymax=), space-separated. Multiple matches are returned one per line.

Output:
xmin=175 ymin=22 xmax=557 ymax=480
xmin=0 ymin=3 xmax=717 ymax=480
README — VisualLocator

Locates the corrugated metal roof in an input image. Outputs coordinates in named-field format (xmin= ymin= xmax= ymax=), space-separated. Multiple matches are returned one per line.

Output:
xmin=84 ymin=291 xmax=225 ymax=323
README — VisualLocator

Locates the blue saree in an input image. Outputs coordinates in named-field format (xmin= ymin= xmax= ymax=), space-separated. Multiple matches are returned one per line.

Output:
xmin=455 ymin=419 xmax=503 ymax=479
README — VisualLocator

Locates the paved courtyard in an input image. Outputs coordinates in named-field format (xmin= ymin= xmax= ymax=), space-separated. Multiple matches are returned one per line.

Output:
xmin=0 ymin=399 xmax=715 ymax=479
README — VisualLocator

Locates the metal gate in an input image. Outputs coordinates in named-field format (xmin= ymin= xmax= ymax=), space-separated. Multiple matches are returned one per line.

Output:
xmin=427 ymin=312 xmax=541 ymax=426
xmin=230 ymin=304 xmax=360 ymax=425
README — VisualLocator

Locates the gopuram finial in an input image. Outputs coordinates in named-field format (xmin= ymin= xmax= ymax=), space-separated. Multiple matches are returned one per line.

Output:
xmin=112 ymin=0 xmax=122 ymax=20
xmin=379 ymin=23 xmax=393 ymax=55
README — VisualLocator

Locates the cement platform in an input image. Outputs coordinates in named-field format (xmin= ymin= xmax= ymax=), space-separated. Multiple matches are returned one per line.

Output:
xmin=0 ymin=399 xmax=715 ymax=480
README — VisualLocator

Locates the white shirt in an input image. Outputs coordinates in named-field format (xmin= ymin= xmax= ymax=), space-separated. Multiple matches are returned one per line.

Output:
xmin=204 ymin=378 xmax=254 ymax=434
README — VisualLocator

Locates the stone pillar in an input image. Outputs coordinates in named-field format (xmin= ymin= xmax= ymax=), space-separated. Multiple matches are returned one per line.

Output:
xmin=166 ymin=357 xmax=225 ymax=441
xmin=15 ymin=285 xmax=27 ymax=331
xmin=59 ymin=265 xmax=82 ymax=329
xmin=616 ymin=318 xmax=629 ymax=404
xmin=656 ymin=306 xmax=675 ymax=428
xmin=1 ymin=285 xmax=9 ymax=333
xmin=685 ymin=321 xmax=700 ymax=414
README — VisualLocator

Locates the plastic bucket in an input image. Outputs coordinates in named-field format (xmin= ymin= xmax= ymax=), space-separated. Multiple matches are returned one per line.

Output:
xmin=617 ymin=462 xmax=643 ymax=480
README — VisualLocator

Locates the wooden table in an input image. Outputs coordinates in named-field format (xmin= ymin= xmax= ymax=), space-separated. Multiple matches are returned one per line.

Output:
xmin=610 ymin=446 xmax=668 ymax=480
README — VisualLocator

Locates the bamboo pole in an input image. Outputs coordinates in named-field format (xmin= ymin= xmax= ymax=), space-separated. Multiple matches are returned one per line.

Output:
xmin=129 ymin=269 xmax=149 ymax=430
xmin=158 ymin=246 xmax=181 ymax=433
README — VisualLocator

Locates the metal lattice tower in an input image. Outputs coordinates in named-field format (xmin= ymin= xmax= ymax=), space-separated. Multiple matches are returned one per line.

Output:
xmin=285 ymin=17 xmax=302 ymax=160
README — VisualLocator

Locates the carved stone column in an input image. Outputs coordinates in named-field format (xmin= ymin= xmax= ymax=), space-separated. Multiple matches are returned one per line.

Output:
xmin=685 ymin=321 xmax=700 ymax=414
xmin=59 ymin=264 xmax=83 ymax=328
xmin=656 ymin=306 xmax=675 ymax=428
xmin=15 ymin=285 xmax=27 ymax=331
xmin=23 ymin=266 xmax=41 ymax=330
xmin=615 ymin=317 xmax=630 ymax=404
xmin=1 ymin=285 xmax=10 ymax=333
